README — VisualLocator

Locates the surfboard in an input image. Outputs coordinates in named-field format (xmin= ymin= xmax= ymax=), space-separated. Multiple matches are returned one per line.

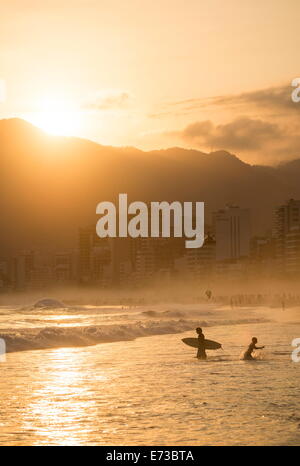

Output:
xmin=182 ymin=338 xmax=222 ymax=350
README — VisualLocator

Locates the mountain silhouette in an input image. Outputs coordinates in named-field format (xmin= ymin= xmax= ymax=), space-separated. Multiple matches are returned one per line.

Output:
xmin=1 ymin=118 xmax=299 ymax=254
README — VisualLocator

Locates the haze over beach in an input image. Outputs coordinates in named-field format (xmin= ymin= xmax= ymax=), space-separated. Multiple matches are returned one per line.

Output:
xmin=1 ymin=0 xmax=300 ymax=448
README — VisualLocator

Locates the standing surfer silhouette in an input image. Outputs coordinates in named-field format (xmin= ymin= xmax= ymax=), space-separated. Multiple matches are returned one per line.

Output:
xmin=196 ymin=327 xmax=207 ymax=360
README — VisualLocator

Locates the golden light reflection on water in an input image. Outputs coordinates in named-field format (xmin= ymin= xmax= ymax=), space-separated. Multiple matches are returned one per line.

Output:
xmin=21 ymin=347 xmax=110 ymax=446
xmin=1 ymin=322 xmax=300 ymax=446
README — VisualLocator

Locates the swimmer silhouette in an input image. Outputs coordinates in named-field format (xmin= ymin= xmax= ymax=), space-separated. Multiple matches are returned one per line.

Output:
xmin=243 ymin=337 xmax=265 ymax=360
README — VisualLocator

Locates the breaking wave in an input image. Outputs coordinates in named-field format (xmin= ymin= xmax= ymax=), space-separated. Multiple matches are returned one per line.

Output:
xmin=0 ymin=316 xmax=270 ymax=353
xmin=33 ymin=298 xmax=66 ymax=309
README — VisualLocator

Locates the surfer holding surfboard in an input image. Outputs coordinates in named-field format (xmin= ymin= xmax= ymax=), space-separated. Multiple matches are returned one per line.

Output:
xmin=196 ymin=327 xmax=207 ymax=360
xmin=182 ymin=331 xmax=222 ymax=359
xmin=182 ymin=331 xmax=265 ymax=361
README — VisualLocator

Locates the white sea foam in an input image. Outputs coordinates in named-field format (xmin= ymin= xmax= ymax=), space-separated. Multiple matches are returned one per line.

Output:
xmin=0 ymin=302 xmax=270 ymax=353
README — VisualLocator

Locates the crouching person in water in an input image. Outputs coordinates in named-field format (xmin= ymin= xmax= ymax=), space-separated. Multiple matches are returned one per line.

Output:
xmin=196 ymin=327 xmax=207 ymax=360
xmin=243 ymin=337 xmax=265 ymax=360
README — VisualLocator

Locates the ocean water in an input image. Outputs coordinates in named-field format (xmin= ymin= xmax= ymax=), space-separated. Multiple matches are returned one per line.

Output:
xmin=0 ymin=303 xmax=299 ymax=445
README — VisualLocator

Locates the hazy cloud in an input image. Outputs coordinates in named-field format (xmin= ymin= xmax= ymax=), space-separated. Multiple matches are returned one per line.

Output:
xmin=209 ymin=85 xmax=299 ymax=115
xmin=82 ymin=90 xmax=130 ymax=111
xmin=181 ymin=117 xmax=281 ymax=151
xmin=145 ymin=82 xmax=300 ymax=164
xmin=151 ymin=83 xmax=299 ymax=119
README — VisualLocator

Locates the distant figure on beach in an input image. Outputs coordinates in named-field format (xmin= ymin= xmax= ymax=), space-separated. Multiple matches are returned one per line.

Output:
xmin=243 ymin=337 xmax=265 ymax=360
xmin=205 ymin=289 xmax=212 ymax=300
xmin=196 ymin=327 xmax=207 ymax=360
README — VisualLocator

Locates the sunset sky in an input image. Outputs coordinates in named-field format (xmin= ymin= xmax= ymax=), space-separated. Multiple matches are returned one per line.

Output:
xmin=1 ymin=0 xmax=300 ymax=164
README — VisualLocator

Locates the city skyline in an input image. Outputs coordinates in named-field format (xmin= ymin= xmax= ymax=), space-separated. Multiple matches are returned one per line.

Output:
xmin=2 ymin=199 xmax=300 ymax=291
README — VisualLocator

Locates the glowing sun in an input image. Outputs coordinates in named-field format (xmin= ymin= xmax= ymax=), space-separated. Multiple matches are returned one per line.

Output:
xmin=28 ymin=96 xmax=82 ymax=136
